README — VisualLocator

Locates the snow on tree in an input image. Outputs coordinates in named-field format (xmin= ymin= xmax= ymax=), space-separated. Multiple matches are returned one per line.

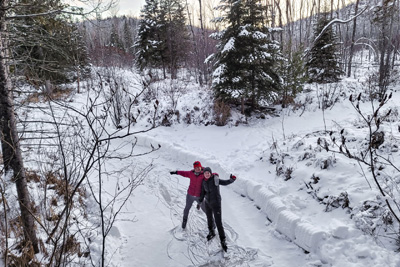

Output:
xmin=280 ymin=45 xmax=307 ymax=107
xmin=161 ymin=0 xmax=190 ymax=79
xmin=135 ymin=0 xmax=164 ymax=71
xmin=210 ymin=0 xmax=283 ymax=112
xmin=306 ymin=12 xmax=343 ymax=84
xmin=10 ymin=0 xmax=89 ymax=87
xmin=135 ymin=0 xmax=189 ymax=79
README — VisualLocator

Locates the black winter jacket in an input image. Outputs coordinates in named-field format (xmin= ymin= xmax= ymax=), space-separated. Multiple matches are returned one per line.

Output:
xmin=199 ymin=174 xmax=235 ymax=207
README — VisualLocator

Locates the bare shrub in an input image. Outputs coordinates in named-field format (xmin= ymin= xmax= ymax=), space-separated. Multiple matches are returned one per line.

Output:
xmin=318 ymin=92 xmax=400 ymax=240
xmin=316 ymin=83 xmax=344 ymax=110
xmin=284 ymin=167 xmax=293 ymax=181
xmin=299 ymin=151 xmax=315 ymax=161
xmin=213 ymin=101 xmax=231 ymax=126
xmin=23 ymin=87 xmax=74 ymax=104
xmin=276 ymin=163 xmax=293 ymax=181
xmin=163 ymin=79 xmax=187 ymax=111
xmin=10 ymin=72 xmax=160 ymax=265
xmin=269 ymin=152 xmax=279 ymax=164
xmin=289 ymin=94 xmax=313 ymax=116
xmin=323 ymin=192 xmax=350 ymax=212
xmin=142 ymin=77 xmax=161 ymax=102
xmin=352 ymin=199 xmax=393 ymax=236
xmin=184 ymin=112 xmax=191 ymax=124
xmin=317 ymin=156 xmax=336 ymax=169
xmin=7 ymin=244 xmax=38 ymax=267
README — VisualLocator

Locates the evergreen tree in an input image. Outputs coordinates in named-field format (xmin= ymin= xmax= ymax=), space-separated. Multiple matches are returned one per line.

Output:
xmin=135 ymin=0 xmax=166 ymax=71
xmin=280 ymin=44 xmax=307 ymax=107
xmin=110 ymin=23 xmax=123 ymax=49
xmin=305 ymin=13 xmax=343 ymax=84
xmin=211 ymin=0 xmax=282 ymax=110
xmin=123 ymin=18 xmax=134 ymax=55
xmin=135 ymin=0 xmax=189 ymax=79
xmin=161 ymin=0 xmax=189 ymax=78
xmin=10 ymin=0 xmax=89 ymax=86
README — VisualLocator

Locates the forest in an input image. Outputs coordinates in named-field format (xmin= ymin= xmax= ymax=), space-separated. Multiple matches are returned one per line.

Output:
xmin=81 ymin=0 xmax=399 ymax=110
xmin=0 ymin=0 xmax=399 ymax=266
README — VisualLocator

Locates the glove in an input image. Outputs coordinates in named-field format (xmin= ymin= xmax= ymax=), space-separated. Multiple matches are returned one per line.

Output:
xmin=170 ymin=171 xmax=177 ymax=175
xmin=197 ymin=203 xmax=201 ymax=210
xmin=230 ymin=174 xmax=236 ymax=180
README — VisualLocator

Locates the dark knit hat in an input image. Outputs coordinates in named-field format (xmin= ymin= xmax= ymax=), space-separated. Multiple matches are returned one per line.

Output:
xmin=203 ymin=167 xmax=212 ymax=174
xmin=193 ymin=161 xmax=202 ymax=168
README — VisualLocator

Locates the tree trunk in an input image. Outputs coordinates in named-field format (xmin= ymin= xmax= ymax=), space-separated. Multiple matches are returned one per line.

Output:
xmin=0 ymin=0 xmax=39 ymax=254
xmin=299 ymin=0 xmax=303 ymax=46
xmin=198 ymin=0 xmax=208 ymax=85
xmin=347 ymin=0 xmax=360 ymax=77
xmin=274 ymin=0 xmax=283 ymax=43
xmin=378 ymin=0 xmax=390 ymax=98
xmin=186 ymin=0 xmax=201 ymax=85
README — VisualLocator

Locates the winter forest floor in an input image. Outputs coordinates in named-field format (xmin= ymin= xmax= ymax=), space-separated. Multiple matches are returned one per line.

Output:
xmin=4 ymin=60 xmax=400 ymax=266
xmin=84 ymin=63 xmax=400 ymax=266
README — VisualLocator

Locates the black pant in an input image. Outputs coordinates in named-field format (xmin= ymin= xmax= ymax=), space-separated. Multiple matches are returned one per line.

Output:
xmin=205 ymin=201 xmax=225 ymax=241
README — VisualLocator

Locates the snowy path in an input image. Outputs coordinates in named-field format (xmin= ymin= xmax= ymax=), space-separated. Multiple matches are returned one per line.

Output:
xmin=114 ymin=135 xmax=316 ymax=267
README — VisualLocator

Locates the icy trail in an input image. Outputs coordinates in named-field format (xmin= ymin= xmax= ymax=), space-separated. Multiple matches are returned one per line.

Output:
xmin=110 ymin=123 xmax=400 ymax=267
xmin=18 ymin=95 xmax=400 ymax=266
xmin=114 ymin=134 xmax=317 ymax=267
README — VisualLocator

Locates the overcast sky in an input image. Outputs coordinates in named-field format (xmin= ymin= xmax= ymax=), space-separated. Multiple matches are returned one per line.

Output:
xmin=116 ymin=0 xmax=146 ymax=16
xmin=115 ymin=0 xmax=200 ymax=17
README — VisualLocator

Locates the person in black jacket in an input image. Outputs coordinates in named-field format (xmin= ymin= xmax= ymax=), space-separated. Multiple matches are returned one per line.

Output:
xmin=198 ymin=167 xmax=236 ymax=252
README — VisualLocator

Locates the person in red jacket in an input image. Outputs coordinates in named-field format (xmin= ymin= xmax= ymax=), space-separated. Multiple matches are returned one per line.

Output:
xmin=199 ymin=167 xmax=236 ymax=252
xmin=170 ymin=161 xmax=206 ymax=229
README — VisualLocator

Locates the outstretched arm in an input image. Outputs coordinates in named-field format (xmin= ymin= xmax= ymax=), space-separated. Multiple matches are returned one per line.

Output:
xmin=219 ymin=174 xmax=237 ymax=186
xmin=170 ymin=170 xmax=192 ymax=178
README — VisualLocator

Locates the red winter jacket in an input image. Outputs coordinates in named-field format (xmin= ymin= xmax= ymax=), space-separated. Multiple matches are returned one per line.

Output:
xmin=176 ymin=170 xmax=204 ymax=197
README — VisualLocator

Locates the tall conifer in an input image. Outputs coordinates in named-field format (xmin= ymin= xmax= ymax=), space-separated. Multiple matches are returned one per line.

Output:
xmin=135 ymin=0 xmax=164 ymax=70
xmin=135 ymin=0 xmax=189 ymax=78
xmin=210 ymin=0 xmax=283 ymax=110
xmin=11 ymin=0 xmax=88 ymax=85
xmin=306 ymin=13 xmax=343 ymax=84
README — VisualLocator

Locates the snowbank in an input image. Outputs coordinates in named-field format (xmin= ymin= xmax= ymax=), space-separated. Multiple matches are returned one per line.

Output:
xmin=138 ymin=132 xmax=400 ymax=266
xmin=233 ymin=178 xmax=327 ymax=253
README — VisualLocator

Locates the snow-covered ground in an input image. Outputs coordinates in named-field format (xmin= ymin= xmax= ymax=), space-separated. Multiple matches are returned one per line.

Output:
xmin=6 ymin=64 xmax=400 ymax=266
xmin=113 ymin=137 xmax=315 ymax=267
xmin=88 ymin=69 xmax=400 ymax=266
xmin=116 ymin=94 xmax=400 ymax=266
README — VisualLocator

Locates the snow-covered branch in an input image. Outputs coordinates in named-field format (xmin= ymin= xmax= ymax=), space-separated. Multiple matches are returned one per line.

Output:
xmin=313 ymin=6 xmax=369 ymax=45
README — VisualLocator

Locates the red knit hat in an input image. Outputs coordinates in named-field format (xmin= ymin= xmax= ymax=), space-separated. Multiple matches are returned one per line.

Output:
xmin=193 ymin=161 xmax=202 ymax=168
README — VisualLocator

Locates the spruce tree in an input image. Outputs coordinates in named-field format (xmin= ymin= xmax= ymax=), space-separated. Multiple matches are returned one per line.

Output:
xmin=110 ymin=23 xmax=123 ymax=50
xmin=10 ymin=0 xmax=88 ymax=86
xmin=135 ymin=0 xmax=164 ymax=70
xmin=211 ymin=0 xmax=282 ymax=110
xmin=123 ymin=18 xmax=134 ymax=55
xmin=135 ymin=0 xmax=189 ymax=79
xmin=306 ymin=13 xmax=343 ymax=84
xmin=161 ymin=0 xmax=189 ymax=78
xmin=280 ymin=44 xmax=307 ymax=107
